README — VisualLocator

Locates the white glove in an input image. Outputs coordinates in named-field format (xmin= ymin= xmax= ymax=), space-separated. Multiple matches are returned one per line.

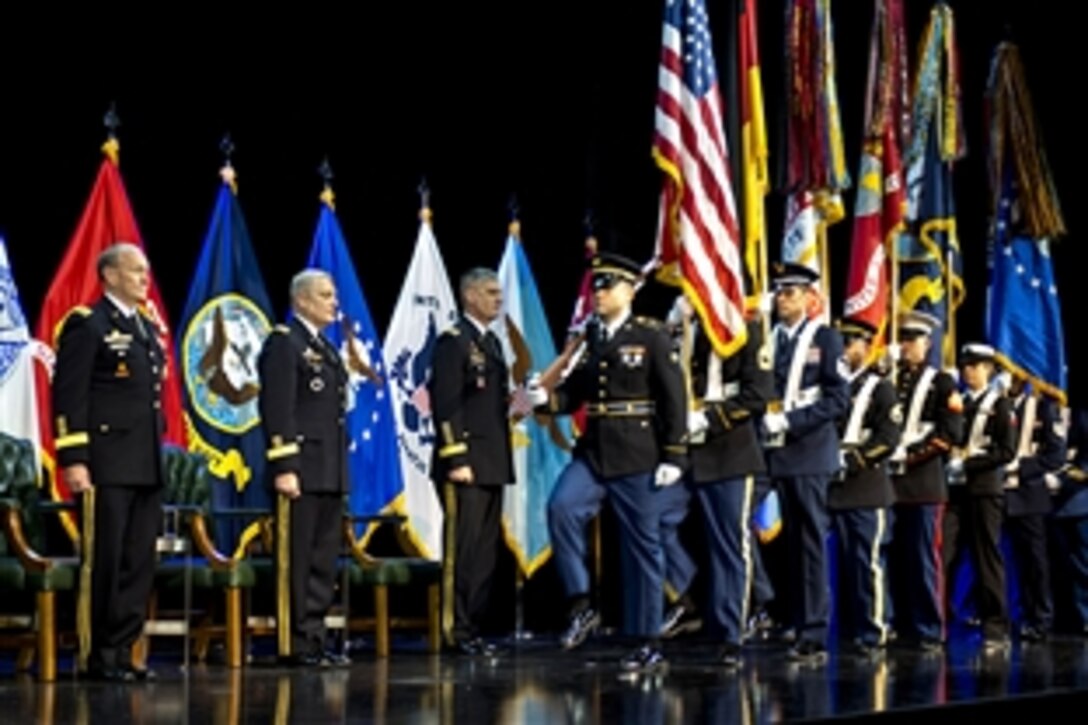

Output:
xmin=885 ymin=344 xmax=901 ymax=364
xmin=763 ymin=411 xmax=789 ymax=436
xmin=759 ymin=291 xmax=775 ymax=316
xmin=993 ymin=371 xmax=1013 ymax=394
xmin=947 ymin=457 xmax=965 ymax=478
xmin=525 ymin=373 xmax=548 ymax=407
xmin=1044 ymin=472 xmax=1061 ymax=492
xmin=654 ymin=463 xmax=683 ymax=487
xmin=687 ymin=410 xmax=709 ymax=436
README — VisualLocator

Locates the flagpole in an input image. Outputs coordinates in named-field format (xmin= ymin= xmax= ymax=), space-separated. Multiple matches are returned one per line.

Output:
xmin=890 ymin=227 xmax=900 ymax=386
xmin=818 ymin=219 xmax=831 ymax=323
xmin=506 ymin=195 xmax=534 ymax=645
xmin=945 ymin=248 xmax=955 ymax=371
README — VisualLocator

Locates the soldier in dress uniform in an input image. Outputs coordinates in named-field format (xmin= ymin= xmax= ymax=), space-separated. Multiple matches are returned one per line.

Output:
xmin=52 ymin=242 xmax=165 ymax=682
xmin=943 ymin=343 xmax=1016 ymax=653
xmin=531 ymin=301 xmax=700 ymax=652
xmin=1052 ymin=408 xmax=1088 ymax=637
xmin=887 ymin=310 xmax=963 ymax=652
xmin=428 ymin=268 xmax=515 ymax=656
xmin=258 ymin=269 xmax=350 ymax=666
xmin=762 ymin=262 xmax=850 ymax=664
xmin=1000 ymin=368 xmax=1066 ymax=641
xmin=675 ymin=292 xmax=771 ymax=667
xmin=531 ymin=251 xmax=688 ymax=673
xmin=829 ymin=318 xmax=901 ymax=656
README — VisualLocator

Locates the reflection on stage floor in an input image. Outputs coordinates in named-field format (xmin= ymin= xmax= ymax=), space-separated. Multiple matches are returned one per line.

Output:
xmin=2 ymin=634 xmax=1088 ymax=723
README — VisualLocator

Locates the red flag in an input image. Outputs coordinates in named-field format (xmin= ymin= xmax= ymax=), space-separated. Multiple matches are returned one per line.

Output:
xmin=844 ymin=125 xmax=904 ymax=340
xmin=35 ymin=139 xmax=186 ymax=540
xmin=843 ymin=0 xmax=908 ymax=357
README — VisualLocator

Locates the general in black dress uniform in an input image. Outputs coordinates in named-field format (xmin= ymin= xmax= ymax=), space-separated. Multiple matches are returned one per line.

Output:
xmin=1002 ymin=372 xmax=1066 ymax=641
xmin=762 ymin=262 xmax=849 ymax=664
xmin=535 ymin=251 xmax=688 ymax=673
xmin=888 ymin=310 xmax=963 ymax=651
xmin=680 ymin=297 xmax=771 ymax=667
xmin=52 ymin=243 xmax=165 ymax=682
xmin=944 ymin=343 xmax=1016 ymax=652
xmin=428 ymin=268 xmax=514 ymax=655
xmin=258 ymin=269 xmax=349 ymax=666
xmin=829 ymin=318 xmax=901 ymax=654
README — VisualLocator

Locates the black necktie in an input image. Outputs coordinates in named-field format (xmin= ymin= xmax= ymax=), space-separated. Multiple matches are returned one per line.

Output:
xmin=132 ymin=313 xmax=148 ymax=340
xmin=317 ymin=335 xmax=338 ymax=360
xmin=483 ymin=331 xmax=502 ymax=359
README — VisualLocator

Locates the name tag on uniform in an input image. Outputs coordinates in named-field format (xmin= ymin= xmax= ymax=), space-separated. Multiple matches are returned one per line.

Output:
xmin=619 ymin=345 xmax=646 ymax=369
xmin=806 ymin=347 xmax=822 ymax=364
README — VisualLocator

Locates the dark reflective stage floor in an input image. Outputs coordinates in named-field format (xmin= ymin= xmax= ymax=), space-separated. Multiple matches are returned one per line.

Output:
xmin=3 ymin=634 xmax=1088 ymax=723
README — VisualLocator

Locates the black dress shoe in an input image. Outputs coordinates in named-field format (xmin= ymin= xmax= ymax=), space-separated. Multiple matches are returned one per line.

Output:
xmin=449 ymin=637 xmax=501 ymax=656
xmin=560 ymin=608 xmax=601 ymax=651
xmin=786 ymin=640 xmax=828 ymax=666
xmin=86 ymin=666 xmax=136 ymax=683
xmin=850 ymin=639 xmax=884 ymax=658
xmin=719 ymin=643 xmax=743 ymax=669
xmin=661 ymin=603 xmax=703 ymax=639
xmin=916 ymin=637 xmax=944 ymax=655
xmin=280 ymin=652 xmax=322 ymax=667
xmin=123 ymin=665 xmax=157 ymax=681
xmin=1020 ymin=624 xmax=1048 ymax=642
xmin=619 ymin=644 xmax=668 ymax=673
xmin=320 ymin=650 xmax=352 ymax=667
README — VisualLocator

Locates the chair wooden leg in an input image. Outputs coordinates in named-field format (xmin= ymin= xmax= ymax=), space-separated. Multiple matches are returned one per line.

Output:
xmin=374 ymin=585 xmax=390 ymax=658
xmin=226 ymin=587 xmax=243 ymax=668
xmin=426 ymin=583 xmax=441 ymax=654
xmin=37 ymin=591 xmax=56 ymax=682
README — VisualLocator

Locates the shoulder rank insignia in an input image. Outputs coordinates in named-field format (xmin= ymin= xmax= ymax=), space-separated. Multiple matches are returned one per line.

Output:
xmin=634 ymin=316 xmax=662 ymax=330
xmin=273 ymin=324 xmax=291 ymax=334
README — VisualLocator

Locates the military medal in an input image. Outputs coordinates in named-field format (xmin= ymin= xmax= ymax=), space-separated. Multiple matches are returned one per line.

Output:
xmin=116 ymin=361 xmax=130 ymax=378
xmin=310 ymin=377 xmax=325 ymax=392
xmin=470 ymin=343 xmax=487 ymax=389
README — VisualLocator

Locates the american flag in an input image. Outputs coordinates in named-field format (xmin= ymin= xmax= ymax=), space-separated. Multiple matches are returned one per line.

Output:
xmin=652 ymin=0 xmax=748 ymax=358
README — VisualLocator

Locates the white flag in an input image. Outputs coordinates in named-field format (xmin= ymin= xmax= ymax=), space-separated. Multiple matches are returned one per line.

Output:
xmin=0 ymin=238 xmax=42 ymax=470
xmin=382 ymin=218 xmax=458 ymax=560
